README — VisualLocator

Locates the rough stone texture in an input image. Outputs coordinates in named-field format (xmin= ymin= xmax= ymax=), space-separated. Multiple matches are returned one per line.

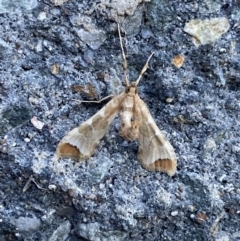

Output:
xmin=9 ymin=216 xmax=41 ymax=232
xmin=199 ymin=0 xmax=222 ymax=14
xmin=90 ymin=0 xmax=151 ymax=22
xmin=76 ymin=222 xmax=128 ymax=241
xmin=0 ymin=0 xmax=240 ymax=241
xmin=48 ymin=220 xmax=71 ymax=241
xmin=0 ymin=0 xmax=38 ymax=13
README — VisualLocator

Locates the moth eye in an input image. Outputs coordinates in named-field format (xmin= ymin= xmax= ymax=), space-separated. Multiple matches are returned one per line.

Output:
xmin=121 ymin=122 xmax=125 ymax=127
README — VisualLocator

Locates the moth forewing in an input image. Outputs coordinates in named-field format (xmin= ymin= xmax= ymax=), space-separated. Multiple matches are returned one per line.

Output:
xmin=56 ymin=93 xmax=125 ymax=161
xmin=134 ymin=95 xmax=177 ymax=176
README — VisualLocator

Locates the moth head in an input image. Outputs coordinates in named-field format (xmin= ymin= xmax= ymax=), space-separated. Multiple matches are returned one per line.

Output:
xmin=125 ymin=83 xmax=138 ymax=94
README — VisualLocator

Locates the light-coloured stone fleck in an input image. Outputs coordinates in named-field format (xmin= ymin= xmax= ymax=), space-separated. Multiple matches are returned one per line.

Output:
xmin=171 ymin=211 xmax=178 ymax=216
xmin=10 ymin=216 xmax=41 ymax=231
xmin=172 ymin=55 xmax=185 ymax=68
xmin=71 ymin=15 xmax=106 ymax=50
xmin=203 ymin=138 xmax=217 ymax=150
xmin=184 ymin=17 xmax=230 ymax=46
xmin=49 ymin=221 xmax=71 ymax=241
xmin=51 ymin=64 xmax=60 ymax=75
xmin=77 ymin=222 xmax=128 ymax=241
xmin=50 ymin=0 xmax=69 ymax=6
xmin=38 ymin=12 xmax=47 ymax=21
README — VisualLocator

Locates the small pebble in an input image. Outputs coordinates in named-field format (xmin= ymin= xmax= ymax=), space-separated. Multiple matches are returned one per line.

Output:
xmin=171 ymin=211 xmax=178 ymax=216
xmin=24 ymin=138 xmax=30 ymax=143
xmin=38 ymin=12 xmax=47 ymax=21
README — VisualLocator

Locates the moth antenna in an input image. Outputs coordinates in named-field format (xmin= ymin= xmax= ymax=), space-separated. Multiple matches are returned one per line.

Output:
xmin=135 ymin=52 xmax=154 ymax=86
xmin=118 ymin=23 xmax=130 ymax=87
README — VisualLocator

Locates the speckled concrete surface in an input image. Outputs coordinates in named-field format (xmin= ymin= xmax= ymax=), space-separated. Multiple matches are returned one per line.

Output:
xmin=0 ymin=0 xmax=239 ymax=240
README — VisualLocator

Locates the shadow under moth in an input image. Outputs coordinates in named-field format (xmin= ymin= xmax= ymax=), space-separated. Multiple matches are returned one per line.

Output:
xmin=56 ymin=24 xmax=177 ymax=176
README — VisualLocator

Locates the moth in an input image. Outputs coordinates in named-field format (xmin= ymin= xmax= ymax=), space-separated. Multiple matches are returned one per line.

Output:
xmin=56 ymin=24 xmax=177 ymax=176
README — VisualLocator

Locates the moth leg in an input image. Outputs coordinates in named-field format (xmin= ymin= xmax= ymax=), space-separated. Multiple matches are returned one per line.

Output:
xmin=135 ymin=52 xmax=154 ymax=86
xmin=118 ymin=23 xmax=130 ymax=87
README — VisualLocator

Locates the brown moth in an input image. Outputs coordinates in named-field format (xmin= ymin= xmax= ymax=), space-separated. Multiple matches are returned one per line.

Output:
xmin=56 ymin=24 xmax=177 ymax=176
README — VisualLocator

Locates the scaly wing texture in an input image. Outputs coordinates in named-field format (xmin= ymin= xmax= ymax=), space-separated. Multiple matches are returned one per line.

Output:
xmin=135 ymin=95 xmax=177 ymax=176
xmin=56 ymin=93 xmax=125 ymax=161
